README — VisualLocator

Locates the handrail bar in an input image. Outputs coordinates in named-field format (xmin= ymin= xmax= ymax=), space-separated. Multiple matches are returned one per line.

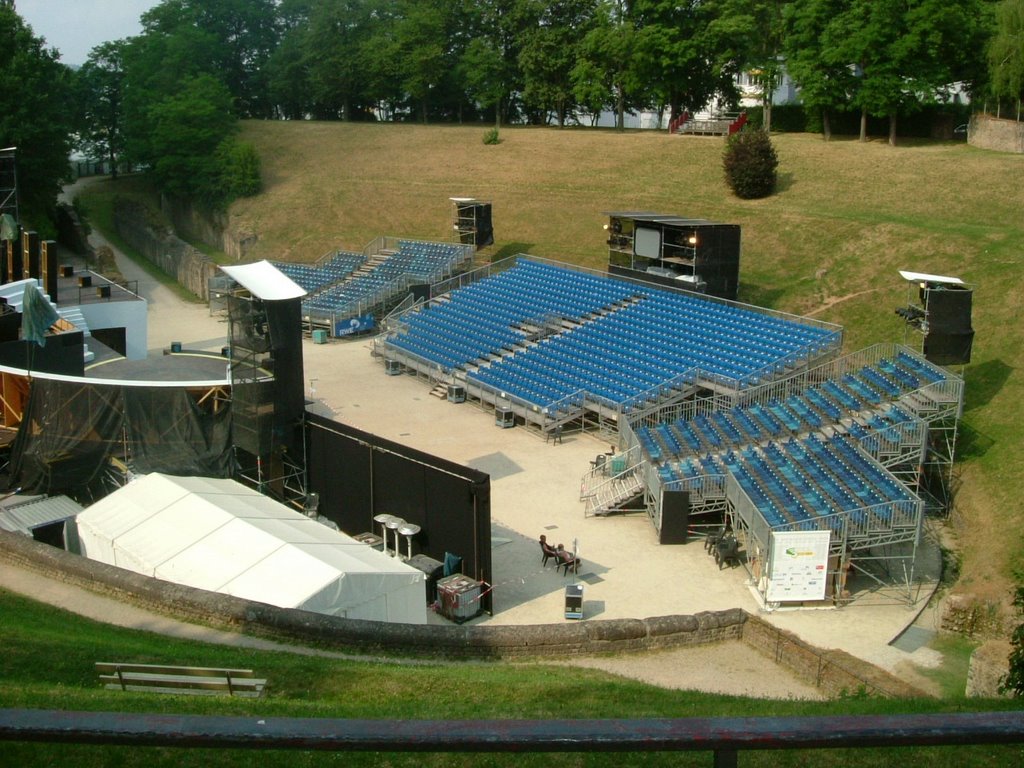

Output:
xmin=2 ymin=709 xmax=1022 ymax=760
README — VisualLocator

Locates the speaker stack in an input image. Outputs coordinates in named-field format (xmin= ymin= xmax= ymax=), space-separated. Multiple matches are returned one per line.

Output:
xmin=897 ymin=271 xmax=974 ymax=367
xmin=924 ymin=287 xmax=974 ymax=365
xmin=451 ymin=197 xmax=494 ymax=248
xmin=41 ymin=240 xmax=58 ymax=301
xmin=21 ymin=230 xmax=40 ymax=280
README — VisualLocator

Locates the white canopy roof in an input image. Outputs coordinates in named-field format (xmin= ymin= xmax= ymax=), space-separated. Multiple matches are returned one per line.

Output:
xmin=220 ymin=260 xmax=307 ymax=301
xmin=898 ymin=270 xmax=966 ymax=286
xmin=74 ymin=474 xmax=425 ymax=624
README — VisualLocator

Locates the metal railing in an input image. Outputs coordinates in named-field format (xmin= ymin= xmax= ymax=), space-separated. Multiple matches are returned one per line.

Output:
xmin=2 ymin=709 xmax=1022 ymax=766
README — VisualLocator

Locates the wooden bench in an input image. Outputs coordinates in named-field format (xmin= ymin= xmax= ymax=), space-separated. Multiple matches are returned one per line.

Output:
xmin=96 ymin=662 xmax=266 ymax=697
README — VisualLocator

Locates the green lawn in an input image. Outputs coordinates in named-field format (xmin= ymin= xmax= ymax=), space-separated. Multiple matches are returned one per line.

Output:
xmin=2 ymin=589 xmax=1021 ymax=766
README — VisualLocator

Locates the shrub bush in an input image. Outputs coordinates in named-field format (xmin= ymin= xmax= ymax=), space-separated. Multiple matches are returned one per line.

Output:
xmin=722 ymin=128 xmax=778 ymax=199
xmin=217 ymin=139 xmax=262 ymax=201
xmin=483 ymin=127 xmax=501 ymax=145
xmin=1001 ymin=585 xmax=1024 ymax=697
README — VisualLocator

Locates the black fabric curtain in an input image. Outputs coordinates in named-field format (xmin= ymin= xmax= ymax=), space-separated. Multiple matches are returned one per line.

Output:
xmin=7 ymin=380 xmax=233 ymax=500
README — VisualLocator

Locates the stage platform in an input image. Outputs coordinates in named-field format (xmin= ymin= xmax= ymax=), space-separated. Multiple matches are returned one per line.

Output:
xmin=85 ymin=345 xmax=230 ymax=384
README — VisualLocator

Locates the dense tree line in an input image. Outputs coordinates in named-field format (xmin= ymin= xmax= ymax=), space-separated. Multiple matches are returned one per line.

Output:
xmin=77 ymin=1 xmax=1012 ymax=146
xmin=2 ymin=1 xmax=1023 ymax=222
xmin=0 ymin=6 xmax=75 ymax=228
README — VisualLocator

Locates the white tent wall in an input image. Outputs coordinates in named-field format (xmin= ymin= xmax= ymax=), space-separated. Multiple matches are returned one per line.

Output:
xmin=74 ymin=473 xmax=427 ymax=625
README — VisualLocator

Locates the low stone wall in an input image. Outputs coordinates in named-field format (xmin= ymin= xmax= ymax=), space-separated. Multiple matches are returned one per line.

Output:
xmin=742 ymin=615 xmax=924 ymax=698
xmin=966 ymin=640 xmax=1013 ymax=698
xmin=941 ymin=593 xmax=1008 ymax=638
xmin=0 ymin=531 xmax=744 ymax=659
xmin=969 ymin=114 xmax=1024 ymax=153
xmin=113 ymin=199 xmax=217 ymax=300
xmin=0 ymin=531 xmax=925 ymax=695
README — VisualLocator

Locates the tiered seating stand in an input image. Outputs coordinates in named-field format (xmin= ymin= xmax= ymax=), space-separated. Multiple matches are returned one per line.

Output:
xmin=377 ymin=256 xmax=841 ymax=444
xmin=619 ymin=342 xmax=963 ymax=607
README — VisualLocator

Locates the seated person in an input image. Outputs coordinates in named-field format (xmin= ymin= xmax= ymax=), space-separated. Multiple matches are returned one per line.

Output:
xmin=539 ymin=534 xmax=559 ymax=565
xmin=555 ymin=543 xmax=581 ymax=572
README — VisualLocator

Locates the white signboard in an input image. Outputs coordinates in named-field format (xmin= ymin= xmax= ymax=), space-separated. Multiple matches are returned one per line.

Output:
xmin=766 ymin=530 xmax=831 ymax=602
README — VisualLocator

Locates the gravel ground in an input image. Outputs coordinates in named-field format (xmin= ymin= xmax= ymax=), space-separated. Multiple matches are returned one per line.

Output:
xmin=558 ymin=642 xmax=826 ymax=700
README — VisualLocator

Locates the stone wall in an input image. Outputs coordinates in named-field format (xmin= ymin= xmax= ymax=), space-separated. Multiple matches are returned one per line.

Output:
xmin=55 ymin=202 xmax=93 ymax=257
xmin=742 ymin=615 xmax=925 ymax=698
xmin=966 ymin=640 xmax=1013 ymax=698
xmin=941 ymin=593 xmax=1008 ymax=638
xmin=969 ymin=114 xmax=1024 ymax=153
xmin=113 ymin=199 xmax=217 ymax=300
xmin=161 ymin=196 xmax=258 ymax=262
xmin=0 ymin=531 xmax=923 ymax=695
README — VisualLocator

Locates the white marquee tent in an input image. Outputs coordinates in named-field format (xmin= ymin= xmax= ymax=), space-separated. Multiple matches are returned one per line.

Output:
xmin=74 ymin=473 xmax=426 ymax=624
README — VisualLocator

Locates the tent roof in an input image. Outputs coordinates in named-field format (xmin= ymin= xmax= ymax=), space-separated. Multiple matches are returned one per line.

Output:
xmin=77 ymin=474 xmax=419 ymax=607
xmin=220 ymin=260 xmax=307 ymax=301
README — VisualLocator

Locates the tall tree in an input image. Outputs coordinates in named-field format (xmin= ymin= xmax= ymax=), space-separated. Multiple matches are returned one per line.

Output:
xmin=783 ymin=0 xmax=856 ymax=139
xmin=304 ymin=0 xmax=378 ymax=120
xmin=572 ymin=0 xmax=645 ymax=129
xmin=145 ymin=74 xmax=238 ymax=202
xmin=519 ymin=0 xmax=599 ymax=126
xmin=394 ymin=0 xmax=451 ymax=123
xmin=829 ymin=0 xmax=989 ymax=145
xmin=988 ymin=0 xmax=1024 ymax=119
xmin=459 ymin=0 xmax=538 ymax=127
xmin=0 ymin=6 xmax=74 ymax=227
xmin=138 ymin=0 xmax=281 ymax=118
xmin=631 ymin=0 xmax=749 ymax=123
xmin=746 ymin=0 xmax=792 ymax=131
xmin=76 ymin=40 xmax=128 ymax=179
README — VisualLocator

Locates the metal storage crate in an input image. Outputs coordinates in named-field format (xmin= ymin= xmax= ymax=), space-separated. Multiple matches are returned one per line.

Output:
xmin=436 ymin=574 xmax=482 ymax=623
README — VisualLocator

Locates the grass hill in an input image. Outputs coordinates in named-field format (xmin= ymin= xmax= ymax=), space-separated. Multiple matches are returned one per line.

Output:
xmin=2 ymin=588 xmax=1022 ymax=766
xmin=230 ymin=121 xmax=1024 ymax=624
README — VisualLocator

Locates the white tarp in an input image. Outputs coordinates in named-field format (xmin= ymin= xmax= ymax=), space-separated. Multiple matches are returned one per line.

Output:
xmin=74 ymin=473 xmax=426 ymax=624
xmin=220 ymin=260 xmax=307 ymax=301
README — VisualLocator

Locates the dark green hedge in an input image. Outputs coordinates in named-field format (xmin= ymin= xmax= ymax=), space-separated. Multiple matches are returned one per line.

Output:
xmin=744 ymin=103 xmax=973 ymax=139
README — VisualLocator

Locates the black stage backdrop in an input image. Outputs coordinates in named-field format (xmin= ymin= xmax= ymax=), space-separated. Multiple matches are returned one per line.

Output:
xmin=306 ymin=412 xmax=492 ymax=612
xmin=8 ymin=380 xmax=232 ymax=500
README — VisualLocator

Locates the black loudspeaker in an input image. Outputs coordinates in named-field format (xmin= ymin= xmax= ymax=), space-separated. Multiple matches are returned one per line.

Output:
xmin=659 ymin=490 xmax=690 ymax=544
xmin=926 ymin=288 xmax=973 ymax=333
xmin=474 ymin=203 xmax=494 ymax=247
xmin=41 ymin=240 xmax=58 ymax=301
xmin=410 ymin=283 xmax=430 ymax=302
xmin=21 ymin=230 xmax=40 ymax=279
xmin=924 ymin=331 xmax=974 ymax=366
xmin=7 ymin=237 xmax=22 ymax=283
xmin=925 ymin=287 xmax=973 ymax=365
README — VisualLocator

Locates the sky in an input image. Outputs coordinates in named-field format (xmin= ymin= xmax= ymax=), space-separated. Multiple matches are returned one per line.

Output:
xmin=16 ymin=0 xmax=162 ymax=67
